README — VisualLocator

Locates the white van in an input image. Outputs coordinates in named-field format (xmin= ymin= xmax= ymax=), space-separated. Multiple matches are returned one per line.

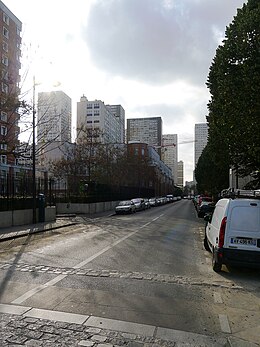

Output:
xmin=204 ymin=189 xmax=260 ymax=272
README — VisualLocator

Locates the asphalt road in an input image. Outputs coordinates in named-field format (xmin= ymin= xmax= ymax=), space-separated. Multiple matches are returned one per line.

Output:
xmin=0 ymin=199 xmax=260 ymax=344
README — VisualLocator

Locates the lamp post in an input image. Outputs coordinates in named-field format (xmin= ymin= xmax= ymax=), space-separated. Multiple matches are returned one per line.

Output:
xmin=32 ymin=76 xmax=36 ymax=223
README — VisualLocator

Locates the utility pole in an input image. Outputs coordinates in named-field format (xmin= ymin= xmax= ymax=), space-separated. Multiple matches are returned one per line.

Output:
xmin=32 ymin=76 xmax=36 ymax=223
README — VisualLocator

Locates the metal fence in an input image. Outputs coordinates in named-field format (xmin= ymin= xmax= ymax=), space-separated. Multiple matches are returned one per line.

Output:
xmin=0 ymin=171 xmax=156 ymax=211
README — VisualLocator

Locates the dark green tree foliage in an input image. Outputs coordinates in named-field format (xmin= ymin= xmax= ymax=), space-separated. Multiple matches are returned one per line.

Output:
xmin=195 ymin=143 xmax=229 ymax=197
xmin=206 ymin=0 xmax=260 ymax=187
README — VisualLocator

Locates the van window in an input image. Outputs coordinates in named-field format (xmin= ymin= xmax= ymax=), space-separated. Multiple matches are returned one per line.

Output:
xmin=230 ymin=206 xmax=259 ymax=232
xmin=211 ymin=205 xmax=224 ymax=229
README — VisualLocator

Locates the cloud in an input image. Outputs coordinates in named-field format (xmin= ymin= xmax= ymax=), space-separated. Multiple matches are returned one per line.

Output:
xmin=83 ymin=0 xmax=246 ymax=86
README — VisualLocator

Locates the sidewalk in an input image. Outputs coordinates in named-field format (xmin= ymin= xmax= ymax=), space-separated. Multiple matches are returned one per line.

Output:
xmin=0 ymin=217 xmax=78 ymax=242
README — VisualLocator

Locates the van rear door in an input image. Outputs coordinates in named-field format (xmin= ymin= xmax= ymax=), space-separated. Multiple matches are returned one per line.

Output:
xmin=226 ymin=200 xmax=260 ymax=251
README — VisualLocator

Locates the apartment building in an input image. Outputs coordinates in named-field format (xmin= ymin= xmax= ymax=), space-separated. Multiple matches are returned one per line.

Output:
xmin=37 ymin=91 xmax=72 ymax=144
xmin=177 ymin=160 xmax=184 ymax=187
xmin=161 ymin=134 xmax=178 ymax=184
xmin=194 ymin=123 xmax=208 ymax=167
xmin=36 ymin=91 xmax=72 ymax=168
xmin=0 ymin=1 xmax=22 ymax=167
xmin=126 ymin=117 xmax=162 ymax=155
xmin=77 ymin=95 xmax=124 ymax=144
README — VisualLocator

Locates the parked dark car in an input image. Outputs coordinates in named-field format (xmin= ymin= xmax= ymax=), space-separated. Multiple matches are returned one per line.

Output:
xmin=197 ymin=201 xmax=215 ymax=218
xmin=115 ymin=200 xmax=136 ymax=214
xmin=144 ymin=198 xmax=151 ymax=209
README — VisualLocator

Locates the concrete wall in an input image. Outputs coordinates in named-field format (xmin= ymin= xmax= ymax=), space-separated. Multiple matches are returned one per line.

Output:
xmin=0 ymin=207 xmax=56 ymax=229
xmin=0 ymin=200 xmax=117 ymax=229
xmin=56 ymin=201 xmax=118 ymax=215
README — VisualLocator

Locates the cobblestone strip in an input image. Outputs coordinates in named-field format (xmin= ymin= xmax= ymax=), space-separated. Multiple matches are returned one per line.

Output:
xmin=0 ymin=262 xmax=243 ymax=289
xmin=0 ymin=313 xmax=176 ymax=347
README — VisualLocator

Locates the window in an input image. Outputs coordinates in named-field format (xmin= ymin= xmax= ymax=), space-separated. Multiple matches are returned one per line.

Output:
xmin=0 ymin=144 xmax=7 ymax=150
xmin=87 ymin=104 xmax=92 ymax=109
xmin=3 ymin=13 xmax=9 ymax=24
xmin=94 ymin=111 xmax=99 ymax=116
xmin=94 ymin=120 xmax=99 ymax=123
xmin=2 ymin=55 xmax=8 ymax=66
xmin=2 ymin=83 xmax=8 ymax=94
xmin=94 ymin=103 xmax=99 ymax=109
xmin=87 ymin=113 xmax=92 ymax=116
xmin=87 ymin=120 xmax=92 ymax=124
xmin=16 ymin=26 xmax=21 ymax=36
xmin=0 ymin=155 xmax=7 ymax=164
xmin=1 ymin=126 xmax=7 ymax=136
xmin=3 ymin=41 xmax=8 ymax=52
xmin=3 ymin=27 xmax=9 ymax=39
xmin=0 ymin=112 xmax=7 ymax=122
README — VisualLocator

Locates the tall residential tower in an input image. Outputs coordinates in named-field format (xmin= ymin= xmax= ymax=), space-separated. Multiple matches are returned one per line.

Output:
xmin=194 ymin=123 xmax=208 ymax=167
xmin=0 ymin=1 xmax=22 ymax=167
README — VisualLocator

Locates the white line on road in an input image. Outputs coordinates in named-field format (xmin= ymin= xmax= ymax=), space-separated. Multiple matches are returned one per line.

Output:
xmin=11 ymin=216 xmax=163 ymax=304
xmin=214 ymin=292 xmax=223 ymax=304
xmin=219 ymin=314 xmax=231 ymax=333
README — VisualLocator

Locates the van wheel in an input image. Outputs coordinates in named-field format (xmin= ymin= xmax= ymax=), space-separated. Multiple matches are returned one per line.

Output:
xmin=204 ymin=235 xmax=210 ymax=252
xmin=212 ymin=250 xmax=222 ymax=272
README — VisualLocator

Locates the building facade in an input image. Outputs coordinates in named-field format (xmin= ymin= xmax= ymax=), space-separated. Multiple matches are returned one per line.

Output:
xmin=126 ymin=117 xmax=162 ymax=154
xmin=161 ymin=134 xmax=178 ymax=184
xmin=127 ymin=141 xmax=173 ymax=196
xmin=194 ymin=123 xmax=208 ymax=167
xmin=77 ymin=95 xmax=124 ymax=144
xmin=177 ymin=160 xmax=184 ymax=187
xmin=0 ymin=1 xmax=22 ymax=168
xmin=37 ymin=91 xmax=72 ymax=144
xmin=106 ymin=104 xmax=125 ymax=144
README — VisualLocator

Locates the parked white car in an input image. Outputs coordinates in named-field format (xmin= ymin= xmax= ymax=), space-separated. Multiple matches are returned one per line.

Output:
xmin=115 ymin=200 xmax=136 ymax=214
xmin=204 ymin=189 xmax=260 ymax=272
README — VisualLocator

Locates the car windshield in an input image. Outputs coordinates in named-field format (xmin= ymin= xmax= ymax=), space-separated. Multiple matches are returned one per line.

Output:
xmin=119 ymin=201 xmax=131 ymax=206
xmin=132 ymin=199 xmax=140 ymax=203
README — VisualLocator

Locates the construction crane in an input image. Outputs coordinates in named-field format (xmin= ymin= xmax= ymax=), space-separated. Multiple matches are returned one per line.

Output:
xmin=153 ymin=140 xmax=197 ymax=149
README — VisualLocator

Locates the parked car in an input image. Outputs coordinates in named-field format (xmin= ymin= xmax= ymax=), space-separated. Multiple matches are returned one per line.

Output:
xmin=115 ymin=200 xmax=136 ymax=214
xmin=197 ymin=201 xmax=215 ymax=218
xmin=197 ymin=196 xmax=212 ymax=211
xmin=149 ymin=197 xmax=159 ymax=207
xmin=131 ymin=198 xmax=146 ymax=211
xmin=144 ymin=198 xmax=151 ymax=209
xmin=166 ymin=194 xmax=174 ymax=203
xmin=204 ymin=189 xmax=260 ymax=272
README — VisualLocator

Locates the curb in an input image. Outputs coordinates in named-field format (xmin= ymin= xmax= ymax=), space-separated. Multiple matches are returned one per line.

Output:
xmin=0 ymin=222 xmax=78 ymax=243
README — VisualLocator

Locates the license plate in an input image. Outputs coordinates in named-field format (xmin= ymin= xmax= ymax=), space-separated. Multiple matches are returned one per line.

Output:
xmin=231 ymin=238 xmax=256 ymax=246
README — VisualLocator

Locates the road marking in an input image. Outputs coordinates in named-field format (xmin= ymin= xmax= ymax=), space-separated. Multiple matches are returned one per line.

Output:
xmin=12 ymin=274 xmax=67 ymax=304
xmin=11 ymin=217 xmax=163 ymax=304
xmin=219 ymin=314 xmax=231 ymax=333
xmin=214 ymin=292 xmax=223 ymax=304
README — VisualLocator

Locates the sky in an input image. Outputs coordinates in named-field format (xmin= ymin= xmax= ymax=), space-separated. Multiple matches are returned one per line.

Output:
xmin=4 ymin=0 xmax=247 ymax=182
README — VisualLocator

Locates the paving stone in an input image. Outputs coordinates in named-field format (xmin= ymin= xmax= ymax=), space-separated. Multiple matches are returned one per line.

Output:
xmin=40 ymin=332 xmax=59 ymax=341
xmin=23 ymin=317 xmax=38 ymax=324
xmin=66 ymin=323 xmax=85 ymax=332
xmin=85 ymin=327 xmax=102 ymax=334
xmin=78 ymin=340 xmax=95 ymax=346
xmin=40 ymin=325 xmax=59 ymax=334
xmin=25 ymin=339 xmax=44 ymax=346
xmin=91 ymin=334 xmax=107 ymax=342
xmin=6 ymin=335 xmax=28 ymax=344
xmin=121 ymin=332 xmax=137 ymax=340
xmin=23 ymin=328 xmax=43 ymax=339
